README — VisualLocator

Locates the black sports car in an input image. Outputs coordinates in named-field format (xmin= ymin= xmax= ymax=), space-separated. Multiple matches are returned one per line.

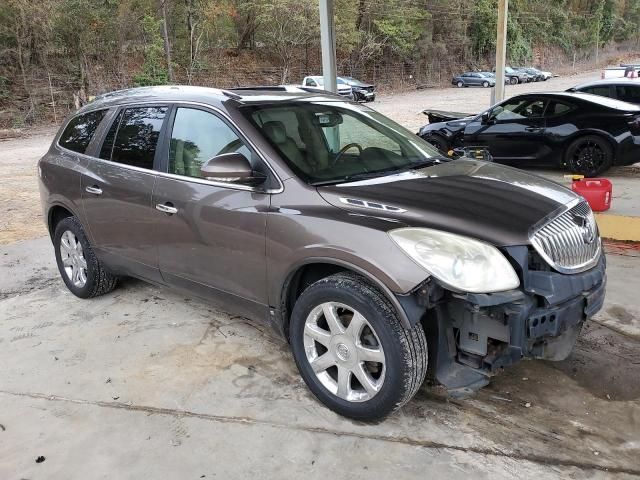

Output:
xmin=418 ymin=92 xmax=640 ymax=176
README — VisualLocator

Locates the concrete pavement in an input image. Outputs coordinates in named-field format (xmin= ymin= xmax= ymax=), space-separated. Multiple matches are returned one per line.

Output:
xmin=1 ymin=237 xmax=639 ymax=478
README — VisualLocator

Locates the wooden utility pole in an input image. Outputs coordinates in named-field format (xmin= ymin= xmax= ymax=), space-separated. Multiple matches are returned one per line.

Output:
xmin=494 ymin=0 xmax=508 ymax=103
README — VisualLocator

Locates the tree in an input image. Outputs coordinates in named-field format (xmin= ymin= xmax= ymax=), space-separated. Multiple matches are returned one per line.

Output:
xmin=133 ymin=14 xmax=169 ymax=86
xmin=254 ymin=0 xmax=318 ymax=83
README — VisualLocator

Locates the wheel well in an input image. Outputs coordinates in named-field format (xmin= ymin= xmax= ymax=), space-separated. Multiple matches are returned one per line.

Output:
xmin=48 ymin=206 xmax=74 ymax=238
xmin=562 ymin=132 xmax=615 ymax=165
xmin=281 ymin=263 xmax=348 ymax=339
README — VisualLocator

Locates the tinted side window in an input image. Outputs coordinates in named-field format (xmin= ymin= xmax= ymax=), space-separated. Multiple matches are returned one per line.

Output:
xmin=616 ymin=86 xmax=640 ymax=104
xmin=59 ymin=109 xmax=107 ymax=153
xmin=110 ymin=107 xmax=167 ymax=169
xmin=99 ymin=110 xmax=123 ymax=160
xmin=169 ymin=108 xmax=251 ymax=178
xmin=545 ymin=101 xmax=573 ymax=117
xmin=493 ymin=99 xmax=545 ymax=121
xmin=583 ymin=86 xmax=612 ymax=98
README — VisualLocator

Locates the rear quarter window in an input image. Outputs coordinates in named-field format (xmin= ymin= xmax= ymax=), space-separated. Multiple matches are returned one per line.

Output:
xmin=616 ymin=85 xmax=640 ymax=104
xmin=58 ymin=109 xmax=107 ymax=154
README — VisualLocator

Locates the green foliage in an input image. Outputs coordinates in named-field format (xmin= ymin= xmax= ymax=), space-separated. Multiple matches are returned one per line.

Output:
xmin=133 ymin=15 xmax=169 ymax=87
xmin=1 ymin=0 xmax=639 ymax=118
xmin=373 ymin=3 xmax=430 ymax=60
xmin=0 ymin=76 xmax=10 ymax=101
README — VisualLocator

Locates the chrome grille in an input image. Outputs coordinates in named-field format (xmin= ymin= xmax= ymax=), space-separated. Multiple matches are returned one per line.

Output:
xmin=530 ymin=201 xmax=601 ymax=273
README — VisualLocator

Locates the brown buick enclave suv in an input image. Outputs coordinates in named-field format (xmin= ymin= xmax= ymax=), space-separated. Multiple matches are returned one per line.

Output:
xmin=39 ymin=86 xmax=606 ymax=420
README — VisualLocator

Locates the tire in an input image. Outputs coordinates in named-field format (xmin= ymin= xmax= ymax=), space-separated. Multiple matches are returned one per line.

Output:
xmin=456 ymin=81 xmax=464 ymax=88
xmin=424 ymin=134 xmax=449 ymax=154
xmin=53 ymin=216 xmax=118 ymax=299
xmin=510 ymin=77 xmax=518 ymax=85
xmin=482 ymin=81 xmax=490 ymax=88
xmin=564 ymin=135 xmax=613 ymax=177
xmin=289 ymin=272 xmax=428 ymax=421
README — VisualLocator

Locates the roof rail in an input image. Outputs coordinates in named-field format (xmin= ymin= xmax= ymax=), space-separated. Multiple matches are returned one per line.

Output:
xmin=228 ymin=86 xmax=288 ymax=92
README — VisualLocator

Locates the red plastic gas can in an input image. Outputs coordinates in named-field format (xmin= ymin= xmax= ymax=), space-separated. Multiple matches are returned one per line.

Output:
xmin=571 ymin=178 xmax=612 ymax=212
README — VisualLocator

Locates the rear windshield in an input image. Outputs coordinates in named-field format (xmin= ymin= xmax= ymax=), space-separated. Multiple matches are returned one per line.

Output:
xmin=240 ymin=102 xmax=442 ymax=185
xmin=58 ymin=109 xmax=107 ymax=154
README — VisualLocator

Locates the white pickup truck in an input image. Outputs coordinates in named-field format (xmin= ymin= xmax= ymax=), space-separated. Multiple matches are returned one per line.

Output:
xmin=602 ymin=64 xmax=639 ymax=79
xmin=302 ymin=76 xmax=353 ymax=99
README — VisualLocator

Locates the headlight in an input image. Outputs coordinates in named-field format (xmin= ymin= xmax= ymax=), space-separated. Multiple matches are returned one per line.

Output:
xmin=389 ymin=228 xmax=520 ymax=293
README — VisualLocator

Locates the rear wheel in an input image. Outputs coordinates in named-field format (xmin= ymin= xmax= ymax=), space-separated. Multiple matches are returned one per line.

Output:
xmin=54 ymin=216 xmax=118 ymax=298
xmin=289 ymin=272 xmax=428 ymax=421
xmin=456 ymin=81 xmax=464 ymax=88
xmin=565 ymin=135 xmax=613 ymax=177
xmin=482 ymin=81 xmax=490 ymax=88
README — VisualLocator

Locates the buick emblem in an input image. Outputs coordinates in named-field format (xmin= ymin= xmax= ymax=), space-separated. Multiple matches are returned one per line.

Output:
xmin=573 ymin=214 xmax=595 ymax=244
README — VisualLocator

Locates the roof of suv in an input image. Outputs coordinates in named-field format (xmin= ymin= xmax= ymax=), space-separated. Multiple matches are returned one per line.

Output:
xmin=80 ymin=85 xmax=346 ymax=114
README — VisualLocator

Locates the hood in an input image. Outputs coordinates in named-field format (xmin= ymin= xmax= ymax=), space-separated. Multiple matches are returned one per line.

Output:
xmin=420 ymin=118 xmax=472 ymax=135
xmin=317 ymin=160 xmax=579 ymax=246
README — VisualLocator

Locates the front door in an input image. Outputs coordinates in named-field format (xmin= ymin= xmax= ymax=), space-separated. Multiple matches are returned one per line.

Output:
xmin=464 ymin=97 xmax=547 ymax=164
xmin=81 ymin=105 xmax=169 ymax=281
xmin=152 ymin=106 xmax=273 ymax=318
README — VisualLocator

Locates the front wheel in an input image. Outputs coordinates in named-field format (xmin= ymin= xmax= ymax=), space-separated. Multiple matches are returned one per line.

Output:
xmin=565 ymin=135 xmax=613 ymax=177
xmin=424 ymin=134 xmax=449 ymax=154
xmin=482 ymin=81 xmax=490 ymax=88
xmin=510 ymin=77 xmax=518 ymax=85
xmin=289 ymin=272 xmax=428 ymax=421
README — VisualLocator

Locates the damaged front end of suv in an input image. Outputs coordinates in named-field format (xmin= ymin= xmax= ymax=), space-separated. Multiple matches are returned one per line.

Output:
xmin=318 ymin=161 xmax=606 ymax=396
xmin=402 ymin=220 xmax=605 ymax=395
xmin=400 ymin=205 xmax=605 ymax=394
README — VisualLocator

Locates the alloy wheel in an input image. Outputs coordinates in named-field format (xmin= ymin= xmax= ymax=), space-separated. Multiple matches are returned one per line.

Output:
xmin=303 ymin=302 xmax=386 ymax=402
xmin=572 ymin=141 xmax=605 ymax=174
xmin=59 ymin=230 xmax=87 ymax=288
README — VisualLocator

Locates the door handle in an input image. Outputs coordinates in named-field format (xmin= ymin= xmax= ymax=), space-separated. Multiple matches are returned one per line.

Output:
xmin=525 ymin=127 xmax=544 ymax=132
xmin=85 ymin=186 xmax=103 ymax=195
xmin=155 ymin=203 xmax=178 ymax=215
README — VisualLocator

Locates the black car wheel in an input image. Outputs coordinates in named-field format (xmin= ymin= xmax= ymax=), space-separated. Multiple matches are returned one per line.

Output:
xmin=54 ymin=216 xmax=118 ymax=298
xmin=423 ymin=134 xmax=449 ymax=154
xmin=456 ymin=81 xmax=464 ymax=88
xmin=482 ymin=81 xmax=490 ymax=88
xmin=565 ymin=135 xmax=613 ymax=177
xmin=289 ymin=272 xmax=428 ymax=421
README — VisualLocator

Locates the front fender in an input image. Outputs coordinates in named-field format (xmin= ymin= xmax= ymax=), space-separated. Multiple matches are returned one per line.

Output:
xmin=278 ymin=255 xmax=423 ymax=330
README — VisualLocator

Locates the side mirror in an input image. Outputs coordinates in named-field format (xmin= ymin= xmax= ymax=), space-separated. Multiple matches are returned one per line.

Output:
xmin=481 ymin=112 xmax=491 ymax=124
xmin=200 ymin=153 xmax=266 ymax=186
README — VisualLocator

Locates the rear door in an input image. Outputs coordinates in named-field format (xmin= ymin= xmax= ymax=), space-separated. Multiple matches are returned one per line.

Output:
xmin=464 ymin=97 xmax=547 ymax=164
xmin=151 ymin=106 xmax=274 ymax=318
xmin=81 ymin=105 xmax=169 ymax=281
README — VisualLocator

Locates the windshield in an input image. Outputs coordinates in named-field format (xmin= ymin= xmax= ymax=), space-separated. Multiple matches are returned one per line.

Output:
xmin=240 ymin=102 xmax=443 ymax=184
xmin=339 ymin=77 xmax=365 ymax=86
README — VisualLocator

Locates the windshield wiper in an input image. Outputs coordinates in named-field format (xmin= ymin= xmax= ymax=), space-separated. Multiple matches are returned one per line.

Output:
xmin=310 ymin=157 xmax=444 ymax=186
